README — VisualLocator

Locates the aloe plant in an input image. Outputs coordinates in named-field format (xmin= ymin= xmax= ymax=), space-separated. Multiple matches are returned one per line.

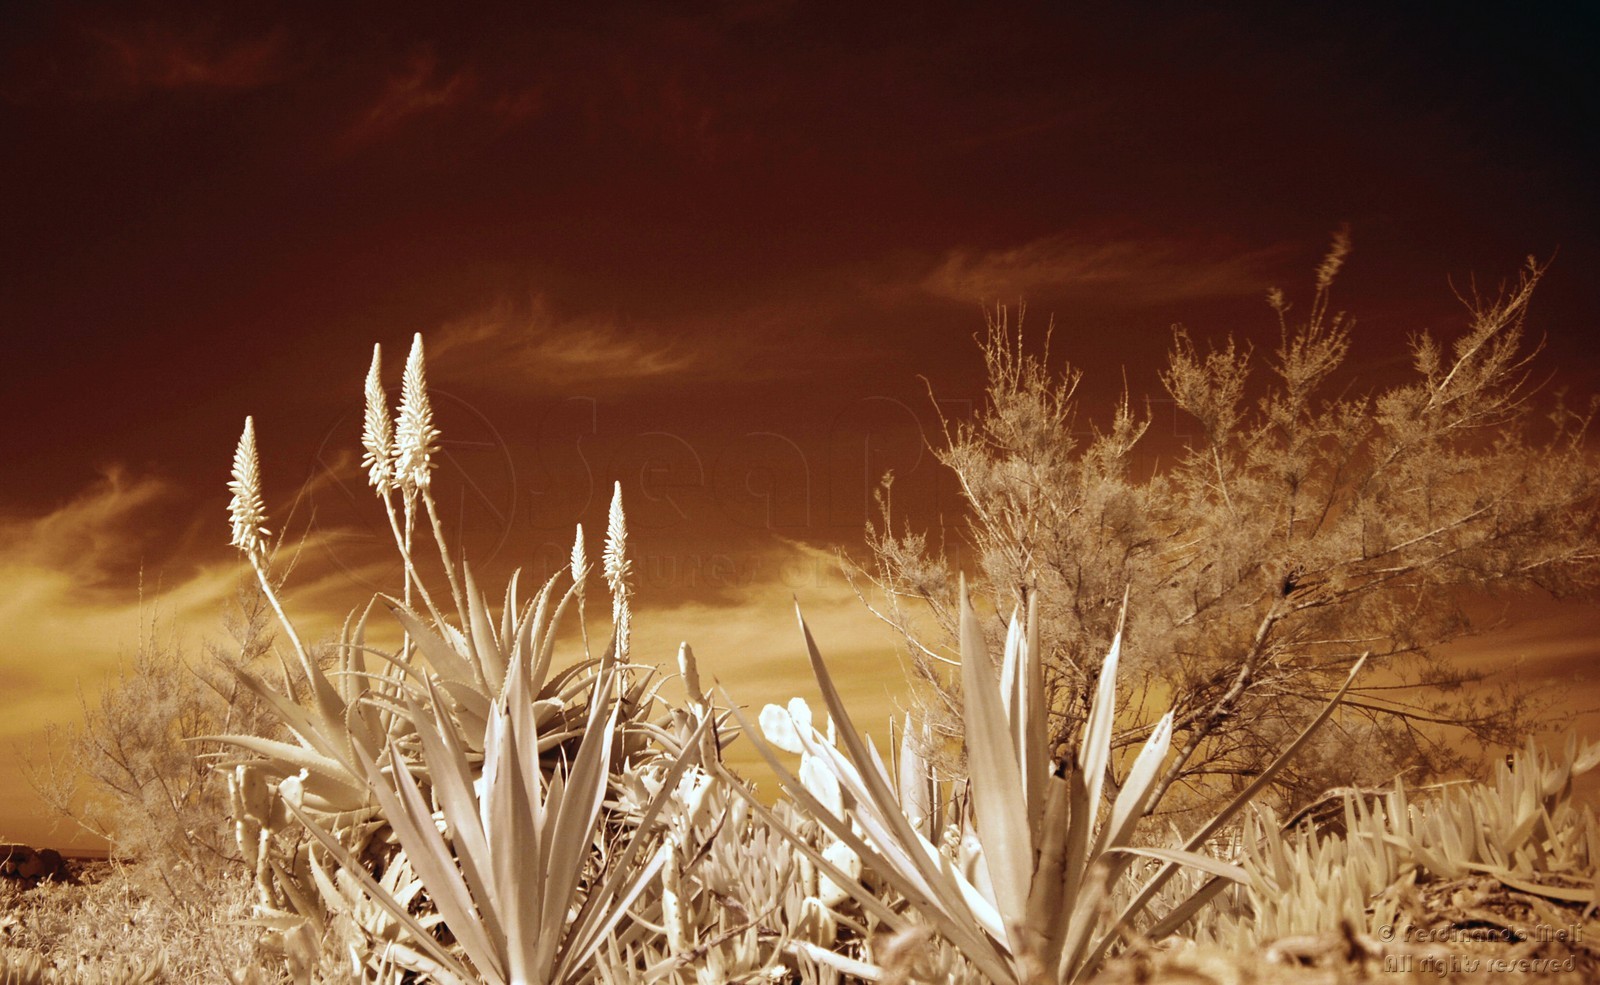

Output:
xmin=214 ymin=337 xmax=697 ymax=981
xmin=1197 ymin=734 xmax=1600 ymax=951
xmin=733 ymin=579 xmax=1369 ymax=983
xmin=287 ymin=655 xmax=713 ymax=984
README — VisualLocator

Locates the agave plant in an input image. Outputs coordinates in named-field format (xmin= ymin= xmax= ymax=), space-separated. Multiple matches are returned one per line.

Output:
xmin=731 ymin=579 xmax=1370 ymax=983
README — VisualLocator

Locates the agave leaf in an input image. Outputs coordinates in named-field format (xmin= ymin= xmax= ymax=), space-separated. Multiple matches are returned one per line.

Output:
xmin=408 ymin=682 xmax=505 ymax=950
xmin=1020 ymin=775 xmax=1072 ymax=972
xmin=1000 ymin=603 xmax=1022 ymax=723
xmin=744 ymin=767 xmax=910 ymax=935
xmin=284 ymin=797 xmax=480 ymax=984
xmin=298 ymin=634 xmax=364 ymax=750
xmin=268 ymin=855 xmax=327 ymax=933
xmin=1049 ymin=709 xmax=1173 ymax=980
xmin=558 ymin=710 xmax=718 ymax=980
xmin=1090 ymin=651 xmax=1372 ymax=969
xmin=1053 ymin=751 xmax=1090 ymax=914
xmin=437 ymin=678 xmax=492 ymax=734
xmin=1138 ymin=868 xmax=1235 ymax=942
xmin=208 ymin=734 xmax=367 ymax=801
xmin=225 ymin=665 xmax=355 ymax=768
xmin=957 ymin=580 xmax=1032 ymax=934
xmin=462 ymin=562 xmax=503 ymax=695
xmin=796 ymin=607 xmax=979 ymax=901
xmin=1467 ymin=865 xmax=1598 ymax=903
xmin=519 ymin=573 xmax=560 ymax=694
xmin=1105 ymin=845 xmax=1248 ymax=883
xmin=793 ymin=605 xmax=1001 ymax=937
xmin=385 ymin=598 xmax=479 ymax=685
xmin=343 ymin=690 xmax=383 ymax=763
xmin=1021 ymin=594 xmax=1046 ymax=840
xmin=897 ymin=714 xmax=934 ymax=834
xmin=1099 ymin=711 xmax=1175 ymax=852
xmin=500 ymin=568 xmax=521 ymax=666
xmin=495 ymin=632 xmax=546 ymax=982
xmin=1079 ymin=626 xmax=1121 ymax=821
xmin=363 ymin=740 xmax=506 ymax=983
xmin=726 ymin=695 xmax=1015 ymax=982
xmin=485 ymin=699 xmax=541 ymax=984
xmin=533 ymin=576 xmax=583 ymax=691
xmin=535 ymin=690 xmax=617 ymax=975
xmin=340 ymin=599 xmax=377 ymax=707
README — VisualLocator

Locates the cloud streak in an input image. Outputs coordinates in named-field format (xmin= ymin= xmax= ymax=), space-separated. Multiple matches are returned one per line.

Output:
xmin=1 ymin=16 xmax=294 ymax=103
xmin=919 ymin=234 xmax=1295 ymax=307
xmin=346 ymin=47 xmax=477 ymax=142
xmin=425 ymin=292 xmax=882 ymax=394
xmin=429 ymin=295 xmax=699 ymax=391
xmin=89 ymin=23 xmax=292 ymax=93
xmin=0 ymin=472 xmax=246 ymax=845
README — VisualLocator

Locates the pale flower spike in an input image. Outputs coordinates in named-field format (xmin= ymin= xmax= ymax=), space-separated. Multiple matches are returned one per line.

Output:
xmin=394 ymin=332 xmax=439 ymax=494
xmin=571 ymin=522 xmax=587 ymax=598
xmin=360 ymin=343 xmax=394 ymax=495
xmin=602 ymin=481 xmax=630 ymax=594
xmin=227 ymin=416 xmax=270 ymax=563
xmin=677 ymin=641 xmax=704 ymax=704
xmin=603 ymin=481 xmax=633 ymax=654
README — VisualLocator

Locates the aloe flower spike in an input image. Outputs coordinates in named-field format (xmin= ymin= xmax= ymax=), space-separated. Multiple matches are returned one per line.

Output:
xmin=571 ymin=523 xmax=587 ymax=596
xmin=225 ymin=417 xmax=315 ymax=682
xmin=603 ymin=481 xmax=633 ymax=656
xmin=361 ymin=343 xmax=395 ymax=495
xmin=227 ymin=416 xmax=270 ymax=563
xmin=395 ymin=332 xmax=439 ymax=495
xmin=571 ymin=522 xmax=594 ymax=659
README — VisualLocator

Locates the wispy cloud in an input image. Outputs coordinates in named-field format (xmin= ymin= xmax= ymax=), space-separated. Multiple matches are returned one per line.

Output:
xmin=0 ymin=469 xmax=176 ymax=591
xmin=346 ymin=47 xmax=476 ymax=142
xmin=421 ymin=275 xmax=904 ymax=395
xmin=919 ymin=234 xmax=1294 ymax=307
xmin=0 ymin=463 xmax=453 ymax=844
xmin=90 ymin=23 xmax=291 ymax=92
xmin=0 ymin=472 xmax=240 ymax=735
xmin=341 ymin=46 xmax=546 ymax=145
xmin=0 ymin=469 xmax=231 ymax=627
xmin=427 ymin=290 xmax=891 ymax=394
xmin=1 ymin=18 xmax=293 ymax=103
xmin=428 ymin=295 xmax=699 ymax=391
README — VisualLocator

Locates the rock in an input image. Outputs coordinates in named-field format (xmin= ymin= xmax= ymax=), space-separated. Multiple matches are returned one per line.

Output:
xmin=0 ymin=844 xmax=73 ymax=886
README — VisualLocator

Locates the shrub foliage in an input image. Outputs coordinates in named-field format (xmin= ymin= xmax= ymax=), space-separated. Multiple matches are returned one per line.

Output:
xmin=859 ymin=239 xmax=1600 ymax=809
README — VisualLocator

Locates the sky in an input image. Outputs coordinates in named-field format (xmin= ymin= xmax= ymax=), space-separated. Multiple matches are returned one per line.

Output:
xmin=2 ymin=2 xmax=1598 ymax=850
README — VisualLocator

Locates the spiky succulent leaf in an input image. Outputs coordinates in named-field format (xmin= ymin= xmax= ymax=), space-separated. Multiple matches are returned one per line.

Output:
xmin=958 ymin=580 xmax=1032 ymax=936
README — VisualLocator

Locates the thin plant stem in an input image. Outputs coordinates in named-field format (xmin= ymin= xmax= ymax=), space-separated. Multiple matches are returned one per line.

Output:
xmin=422 ymin=487 xmax=467 ymax=625
xmin=245 ymin=556 xmax=314 ymax=685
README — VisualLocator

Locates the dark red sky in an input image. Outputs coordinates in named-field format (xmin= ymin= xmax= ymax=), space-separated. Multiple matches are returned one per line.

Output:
xmin=2 ymin=2 xmax=1598 ymax=847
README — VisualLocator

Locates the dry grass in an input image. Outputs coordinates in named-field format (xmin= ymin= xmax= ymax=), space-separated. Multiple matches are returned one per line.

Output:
xmin=0 ymin=859 xmax=282 ymax=983
xmin=3 ymin=865 xmax=1592 ymax=984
